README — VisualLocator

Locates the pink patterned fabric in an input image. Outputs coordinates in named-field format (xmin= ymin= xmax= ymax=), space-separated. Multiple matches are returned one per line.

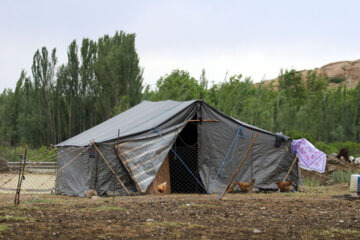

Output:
xmin=291 ymin=138 xmax=326 ymax=173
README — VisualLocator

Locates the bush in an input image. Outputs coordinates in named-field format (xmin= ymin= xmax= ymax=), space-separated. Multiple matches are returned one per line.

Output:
xmin=330 ymin=141 xmax=360 ymax=156
xmin=313 ymin=141 xmax=360 ymax=157
xmin=329 ymin=77 xmax=345 ymax=84
xmin=286 ymin=130 xmax=315 ymax=143
xmin=330 ymin=170 xmax=354 ymax=184
xmin=314 ymin=141 xmax=338 ymax=155
xmin=303 ymin=176 xmax=321 ymax=187
xmin=0 ymin=145 xmax=57 ymax=162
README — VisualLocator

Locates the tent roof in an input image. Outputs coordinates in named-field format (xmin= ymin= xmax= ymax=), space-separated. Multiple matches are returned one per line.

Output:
xmin=57 ymin=100 xmax=195 ymax=146
xmin=56 ymin=99 xmax=276 ymax=147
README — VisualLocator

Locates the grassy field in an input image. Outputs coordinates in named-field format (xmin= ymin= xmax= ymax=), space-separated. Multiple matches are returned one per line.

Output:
xmin=0 ymin=184 xmax=359 ymax=239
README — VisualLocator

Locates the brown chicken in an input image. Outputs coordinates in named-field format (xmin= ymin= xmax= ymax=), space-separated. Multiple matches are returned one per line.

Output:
xmin=276 ymin=181 xmax=293 ymax=192
xmin=156 ymin=181 xmax=167 ymax=193
xmin=237 ymin=179 xmax=255 ymax=193
xmin=227 ymin=182 xmax=236 ymax=193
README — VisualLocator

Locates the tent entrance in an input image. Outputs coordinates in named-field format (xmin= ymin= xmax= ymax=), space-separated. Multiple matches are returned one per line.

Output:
xmin=168 ymin=120 xmax=206 ymax=193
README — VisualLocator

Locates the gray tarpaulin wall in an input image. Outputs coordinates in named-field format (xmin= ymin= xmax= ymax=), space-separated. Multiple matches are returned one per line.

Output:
xmin=55 ymin=100 xmax=299 ymax=197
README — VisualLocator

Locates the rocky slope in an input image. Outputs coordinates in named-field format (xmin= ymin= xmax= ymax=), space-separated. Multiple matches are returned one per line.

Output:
xmin=263 ymin=59 xmax=360 ymax=89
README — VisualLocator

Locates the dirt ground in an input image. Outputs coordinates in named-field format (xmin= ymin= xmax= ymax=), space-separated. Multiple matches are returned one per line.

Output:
xmin=0 ymin=184 xmax=360 ymax=239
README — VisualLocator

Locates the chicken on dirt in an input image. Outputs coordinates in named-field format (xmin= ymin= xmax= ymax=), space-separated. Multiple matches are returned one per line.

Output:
xmin=237 ymin=179 xmax=255 ymax=193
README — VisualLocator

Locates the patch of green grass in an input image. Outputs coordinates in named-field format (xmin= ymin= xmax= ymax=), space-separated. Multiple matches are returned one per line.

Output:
xmin=270 ymin=218 xmax=281 ymax=222
xmin=303 ymin=228 xmax=360 ymax=239
xmin=145 ymin=221 xmax=205 ymax=229
xmin=88 ymin=206 xmax=128 ymax=211
xmin=0 ymin=215 xmax=28 ymax=221
xmin=10 ymin=205 xmax=40 ymax=211
xmin=330 ymin=171 xmax=353 ymax=185
xmin=281 ymin=192 xmax=296 ymax=197
xmin=0 ymin=224 xmax=12 ymax=236
xmin=24 ymin=198 xmax=62 ymax=204
xmin=178 ymin=203 xmax=217 ymax=209
xmin=303 ymin=176 xmax=321 ymax=187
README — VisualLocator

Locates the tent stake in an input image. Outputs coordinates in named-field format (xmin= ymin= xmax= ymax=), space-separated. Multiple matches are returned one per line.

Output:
xmin=218 ymin=133 xmax=259 ymax=200
xmin=93 ymin=142 xmax=130 ymax=196
xmin=277 ymin=154 xmax=298 ymax=193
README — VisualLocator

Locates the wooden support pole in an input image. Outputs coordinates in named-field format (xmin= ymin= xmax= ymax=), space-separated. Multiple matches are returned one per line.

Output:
xmin=113 ymin=130 xmax=120 ymax=203
xmin=14 ymin=145 xmax=28 ymax=206
xmin=277 ymin=154 xmax=298 ymax=193
xmin=93 ymin=142 xmax=130 ymax=196
xmin=282 ymin=155 xmax=298 ymax=182
xmin=218 ymin=133 xmax=259 ymax=200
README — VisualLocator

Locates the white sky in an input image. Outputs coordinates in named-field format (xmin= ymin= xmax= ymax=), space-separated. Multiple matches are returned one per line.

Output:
xmin=1 ymin=0 xmax=360 ymax=91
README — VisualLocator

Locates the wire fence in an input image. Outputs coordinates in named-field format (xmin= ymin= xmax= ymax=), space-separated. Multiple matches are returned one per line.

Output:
xmin=0 ymin=142 xmax=207 ymax=197
xmin=0 ymin=162 xmax=56 ymax=194
xmin=0 ymin=146 xmax=81 ymax=196
xmin=168 ymin=146 xmax=206 ymax=194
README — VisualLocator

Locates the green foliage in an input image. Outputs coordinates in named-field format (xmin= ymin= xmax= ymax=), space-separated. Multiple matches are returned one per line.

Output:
xmin=0 ymin=30 xmax=360 ymax=151
xmin=314 ymin=141 xmax=360 ymax=156
xmin=313 ymin=141 xmax=338 ymax=155
xmin=328 ymin=141 xmax=360 ymax=156
xmin=0 ymin=145 xmax=57 ymax=162
xmin=329 ymin=77 xmax=345 ymax=84
xmin=303 ymin=176 xmax=321 ymax=187
xmin=148 ymin=70 xmax=205 ymax=101
xmin=330 ymin=170 xmax=354 ymax=184
xmin=0 ymin=31 xmax=142 ymax=147
xmin=0 ymin=224 xmax=12 ymax=236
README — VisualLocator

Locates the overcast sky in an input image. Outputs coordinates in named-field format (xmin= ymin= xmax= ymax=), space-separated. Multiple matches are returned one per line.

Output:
xmin=1 ymin=0 xmax=360 ymax=91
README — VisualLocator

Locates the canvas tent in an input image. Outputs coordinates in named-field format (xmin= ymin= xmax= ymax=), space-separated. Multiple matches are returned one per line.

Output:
xmin=55 ymin=100 xmax=299 ymax=197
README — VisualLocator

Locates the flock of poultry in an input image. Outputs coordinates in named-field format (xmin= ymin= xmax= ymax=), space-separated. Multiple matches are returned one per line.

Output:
xmin=156 ymin=179 xmax=293 ymax=194
xmin=227 ymin=179 xmax=293 ymax=193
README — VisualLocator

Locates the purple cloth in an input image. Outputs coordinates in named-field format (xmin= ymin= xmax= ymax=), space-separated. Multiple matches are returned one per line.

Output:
xmin=291 ymin=138 xmax=326 ymax=173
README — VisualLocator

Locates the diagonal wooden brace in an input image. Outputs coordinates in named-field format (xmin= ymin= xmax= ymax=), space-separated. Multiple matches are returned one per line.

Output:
xmin=218 ymin=132 xmax=259 ymax=200
xmin=92 ymin=142 xmax=130 ymax=196
xmin=277 ymin=154 xmax=298 ymax=193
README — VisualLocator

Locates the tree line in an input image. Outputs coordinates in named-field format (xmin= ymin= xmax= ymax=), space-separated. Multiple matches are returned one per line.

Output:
xmin=1 ymin=31 xmax=359 ymax=150
xmin=0 ymin=31 xmax=143 ymax=147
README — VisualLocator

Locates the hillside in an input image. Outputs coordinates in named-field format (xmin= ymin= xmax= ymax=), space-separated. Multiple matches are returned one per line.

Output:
xmin=262 ymin=59 xmax=360 ymax=89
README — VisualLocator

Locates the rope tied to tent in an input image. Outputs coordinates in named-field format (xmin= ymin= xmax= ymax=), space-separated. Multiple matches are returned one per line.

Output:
xmin=154 ymin=128 xmax=209 ymax=194
xmin=208 ymin=126 xmax=244 ymax=193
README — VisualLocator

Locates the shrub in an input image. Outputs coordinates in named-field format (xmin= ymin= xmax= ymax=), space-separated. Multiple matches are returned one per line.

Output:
xmin=330 ymin=170 xmax=354 ymax=184
xmin=0 ymin=145 xmax=57 ymax=162
xmin=303 ymin=176 xmax=321 ymax=187
xmin=314 ymin=141 xmax=360 ymax=157
xmin=314 ymin=141 xmax=338 ymax=154
xmin=329 ymin=77 xmax=345 ymax=84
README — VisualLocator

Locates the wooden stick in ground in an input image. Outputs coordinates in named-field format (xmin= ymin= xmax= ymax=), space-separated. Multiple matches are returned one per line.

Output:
xmin=93 ymin=142 xmax=130 ymax=196
xmin=218 ymin=133 xmax=259 ymax=200
xmin=277 ymin=154 xmax=298 ymax=193
xmin=113 ymin=129 xmax=120 ymax=203
xmin=14 ymin=145 xmax=28 ymax=206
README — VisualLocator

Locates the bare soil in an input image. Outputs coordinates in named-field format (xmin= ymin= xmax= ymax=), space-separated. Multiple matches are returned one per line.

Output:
xmin=0 ymin=184 xmax=360 ymax=239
